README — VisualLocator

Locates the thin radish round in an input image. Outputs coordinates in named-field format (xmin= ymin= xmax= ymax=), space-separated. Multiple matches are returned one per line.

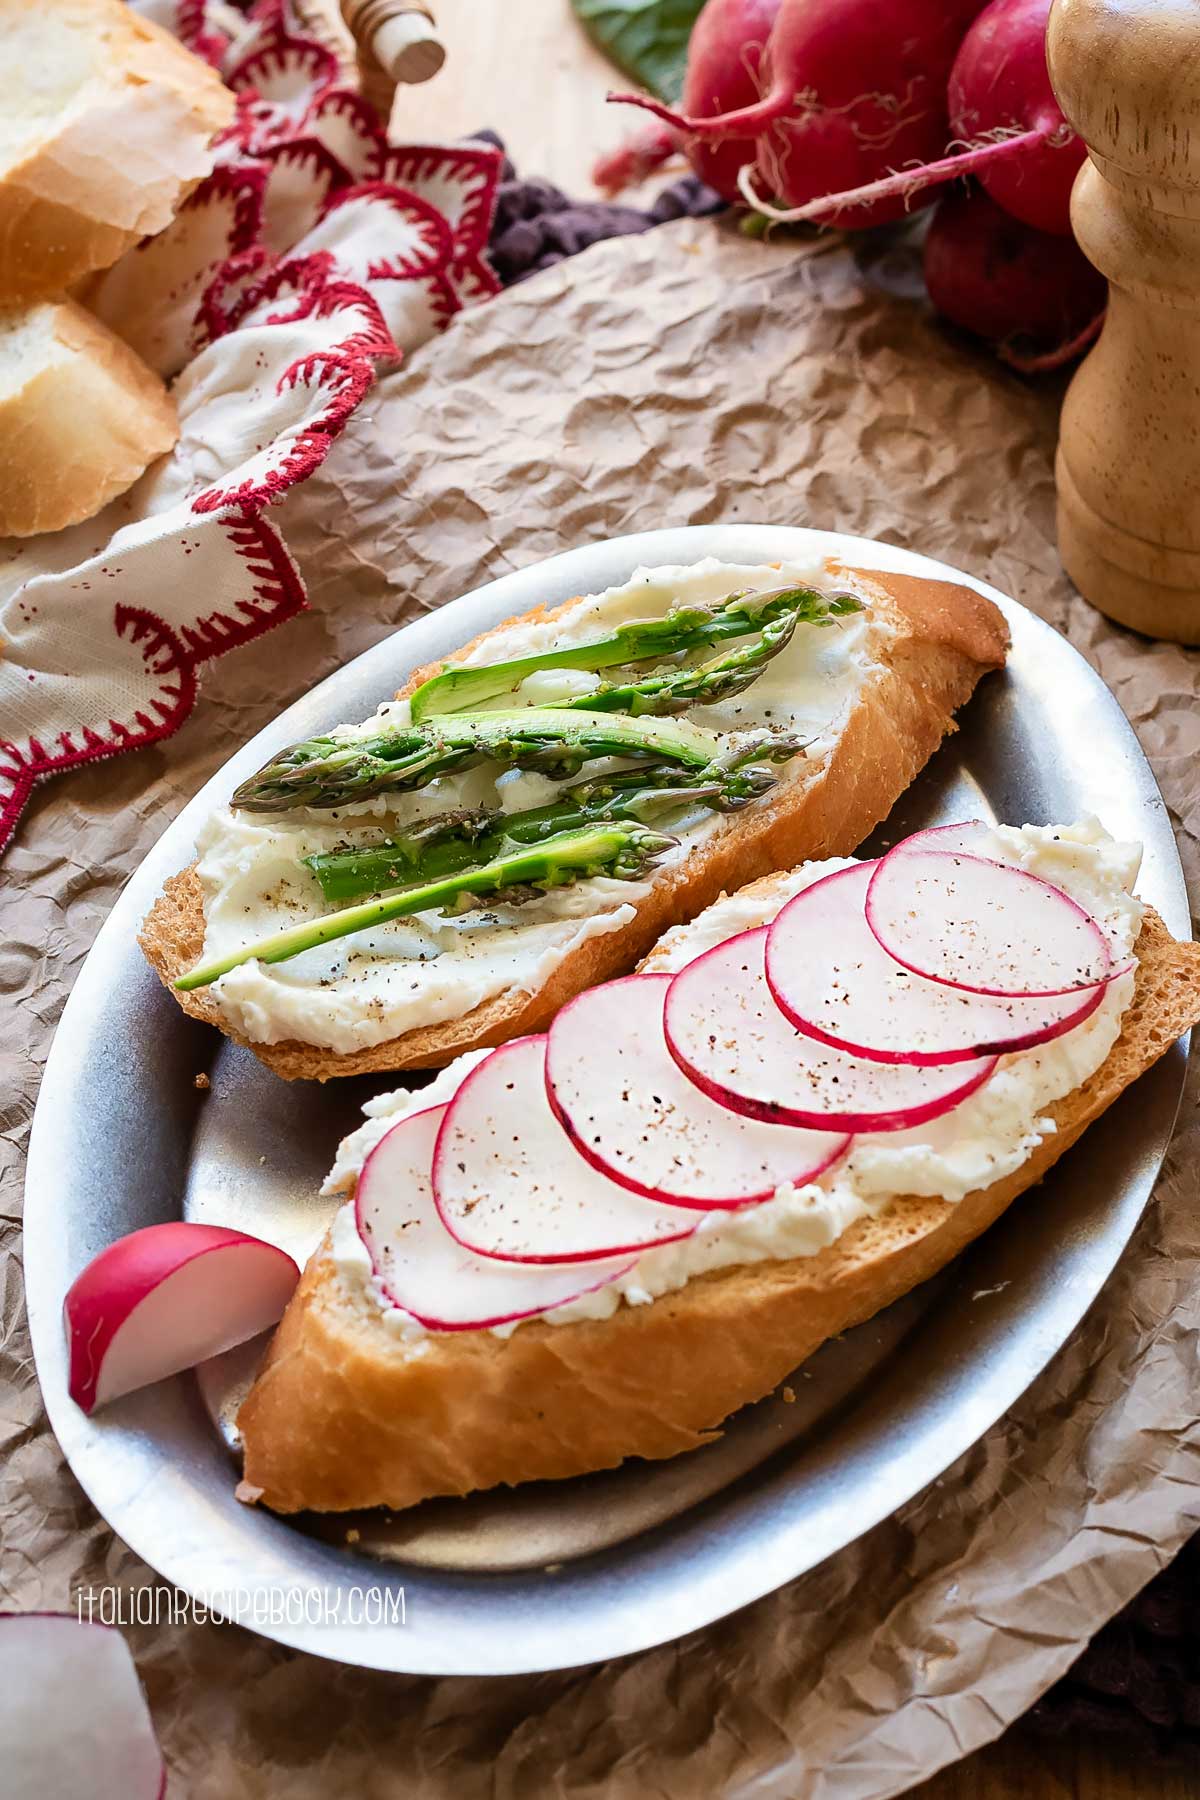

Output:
xmin=866 ymin=845 xmax=1112 ymax=997
xmin=356 ymin=1106 xmax=632 ymax=1329
xmin=545 ymin=973 xmax=850 ymax=1206
xmin=664 ymin=928 xmax=997 ymax=1130
xmin=433 ymin=1037 xmax=700 ymax=1264
xmin=882 ymin=824 xmax=1131 ymax=967
xmin=765 ymin=860 xmax=1105 ymax=1065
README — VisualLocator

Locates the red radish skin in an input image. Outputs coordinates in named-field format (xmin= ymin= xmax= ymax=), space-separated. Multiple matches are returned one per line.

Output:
xmin=865 ymin=846 xmax=1114 ymax=998
xmin=752 ymin=0 xmax=1083 ymax=235
xmin=0 ymin=1614 xmax=165 ymax=1800
xmin=433 ymin=1036 xmax=700 ymax=1265
xmin=545 ymin=972 xmax=850 ymax=1206
xmin=64 ymin=1223 xmax=300 ymax=1414
xmin=765 ymin=859 xmax=1107 ymax=1064
xmin=610 ymin=0 xmax=988 ymax=229
xmin=356 ymin=1106 xmax=633 ymax=1329
xmin=948 ymin=0 xmax=1081 ymax=234
xmin=664 ymin=928 xmax=999 ymax=1131
xmin=595 ymin=0 xmax=781 ymax=201
xmin=924 ymin=184 xmax=1105 ymax=354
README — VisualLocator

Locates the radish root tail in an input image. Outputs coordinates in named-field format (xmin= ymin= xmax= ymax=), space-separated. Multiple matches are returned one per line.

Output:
xmin=998 ymin=308 xmax=1105 ymax=374
xmin=738 ymin=122 xmax=1059 ymax=224
xmin=608 ymin=85 xmax=796 ymax=143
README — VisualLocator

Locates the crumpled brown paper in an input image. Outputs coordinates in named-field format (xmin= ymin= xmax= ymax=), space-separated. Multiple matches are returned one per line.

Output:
xmin=5 ymin=214 xmax=1200 ymax=1798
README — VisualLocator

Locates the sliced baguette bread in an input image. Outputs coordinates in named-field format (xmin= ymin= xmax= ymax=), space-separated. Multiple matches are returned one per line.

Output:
xmin=0 ymin=299 xmax=178 ymax=536
xmin=236 ymin=902 xmax=1200 ymax=1515
xmin=140 ymin=565 xmax=1009 ymax=1079
xmin=0 ymin=0 xmax=234 ymax=302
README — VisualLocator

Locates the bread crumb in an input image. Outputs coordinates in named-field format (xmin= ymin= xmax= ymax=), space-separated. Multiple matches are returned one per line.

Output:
xmin=235 ymin=1481 xmax=264 ymax=1506
xmin=544 ymin=1562 xmax=563 ymax=1575
xmin=345 ymin=1527 xmax=361 ymax=1544
xmin=781 ymin=1385 xmax=796 ymax=1404
xmin=194 ymin=1072 xmax=211 ymax=1090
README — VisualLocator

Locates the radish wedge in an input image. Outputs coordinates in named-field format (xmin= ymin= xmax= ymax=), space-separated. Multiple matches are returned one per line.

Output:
xmin=64 ymin=1223 xmax=300 ymax=1414
xmin=357 ymin=1105 xmax=634 ymax=1327
xmin=766 ymin=861 xmax=1105 ymax=1065
xmin=433 ymin=1036 xmax=700 ymax=1264
xmin=545 ymin=973 xmax=851 ymax=1206
xmin=664 ymin=929 xmax=998 ymax=1131
xmin=866 ymin=835 xmax=1113 ymax=997
xmin=0 ymin=1614 xmax=164 ymax=1799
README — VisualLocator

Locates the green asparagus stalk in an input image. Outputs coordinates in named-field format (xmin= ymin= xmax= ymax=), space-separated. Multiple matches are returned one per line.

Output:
xmin=304 ymin=759 xmax=782 ymax=904
xmin=566 ymin=603 xmax=803 ymax=717
xmin=407 ymin=584 xmax=862 ymax=722
xmin=231 ymin=708 xmax=722 ymax=813
xmin=175 ymin=822 xmax=677 ymax=991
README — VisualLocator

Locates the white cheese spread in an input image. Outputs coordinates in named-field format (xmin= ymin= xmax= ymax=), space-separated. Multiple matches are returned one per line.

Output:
xmin=327 ymin=819 xmax=1142 ymax=1339
xmin=192 ymin=557 xmax=880 ymax=1051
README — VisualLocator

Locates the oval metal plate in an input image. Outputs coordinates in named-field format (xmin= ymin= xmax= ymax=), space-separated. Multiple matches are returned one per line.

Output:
xmin=24 ymin=525 xmax=1190 ymax=1675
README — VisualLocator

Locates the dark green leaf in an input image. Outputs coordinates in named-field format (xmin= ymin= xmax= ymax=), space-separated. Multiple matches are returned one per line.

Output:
xmin=571 ymin=0 xmax=704 ymax=102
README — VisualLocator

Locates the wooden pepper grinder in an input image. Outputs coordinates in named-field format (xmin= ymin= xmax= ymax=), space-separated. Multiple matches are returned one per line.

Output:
xmin=1049 ymin=0 xmax=1200 ymax=643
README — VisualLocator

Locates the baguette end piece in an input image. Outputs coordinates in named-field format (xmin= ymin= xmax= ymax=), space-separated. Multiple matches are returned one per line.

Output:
xmin=0 ymin=299 xmax=178 ymax=537
xmin=0 ymin=0 xmax=236 ymax=302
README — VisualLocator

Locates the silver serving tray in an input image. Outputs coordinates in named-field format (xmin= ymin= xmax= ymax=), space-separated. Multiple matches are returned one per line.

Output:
xmin=25 ymin=526 xmax=1190 ymax=1676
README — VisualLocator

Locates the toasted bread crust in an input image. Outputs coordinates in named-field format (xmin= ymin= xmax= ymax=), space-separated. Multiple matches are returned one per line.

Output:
xmin=0 ymin=0 xmax=234 ymax=302
xmin=236 ymin=910 xmax=1200 ymax=1514
xmin=139 ymin=565 xmax=1008 ymax=1078
xmin=0 ymin=300 xmax=179 ymax=537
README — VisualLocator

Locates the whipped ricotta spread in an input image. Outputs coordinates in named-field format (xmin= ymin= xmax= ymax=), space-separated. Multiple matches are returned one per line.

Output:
xmin=193 ymin=557 xmax=881 ymax=1051
xmin=326 ymin=820 xmax=1143 ymax=1341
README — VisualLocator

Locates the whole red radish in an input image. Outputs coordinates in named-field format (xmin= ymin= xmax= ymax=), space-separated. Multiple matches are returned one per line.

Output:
xmin=923 ymin=184 xmax=1105 ymax=359
xmin=948 ymin=0 xmax=1083 ymax=233
xmin=610 ymin=0 xmax=989 ymax=228
xmin=595 ymin=0 xmax=780 ymax=201
xmin=754 ymin=0 xmax=1085 ymax=235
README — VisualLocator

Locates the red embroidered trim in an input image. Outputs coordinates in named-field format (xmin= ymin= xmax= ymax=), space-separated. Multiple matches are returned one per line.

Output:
xmin=176 ymin=0 xmax=230 ymax=65
xmin=0 ymin=513 xmax=306 ymax=855
xmin=0 ymin=2 xmax=502 ymax=855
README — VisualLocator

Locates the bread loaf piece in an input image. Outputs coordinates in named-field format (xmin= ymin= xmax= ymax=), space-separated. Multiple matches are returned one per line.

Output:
xmin=0 ymin=299 xmax=178 ymax=537
xmin=0 ymin=0 xmax=235 ymax=302
xmin=139 ymin=566 xmax=1010 ymax=1078
xmin=236 ymin=904 xmax=1200 ymax=1515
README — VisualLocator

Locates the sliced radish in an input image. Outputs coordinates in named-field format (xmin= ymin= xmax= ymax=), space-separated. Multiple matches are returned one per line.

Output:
xmin=357 ymin=1104 xmax=634 ymax=1326
xmin=545 ymin=973 xmax=851 ymax=1206
xmin=64 ymin=1223 xmax=300 ymax=1414
xmin=0 ymin=1613 xmax=164 ymax=1799
xmin=433 ymin=1036 xmax=701 ymax=1264
xmin=765 ymin=861 xmax=1105 ymax=1065
xmin=866 ymin=836 xmax=1112 ymax=998
xmin=664 ymin=929 xmax=998 ymax=1131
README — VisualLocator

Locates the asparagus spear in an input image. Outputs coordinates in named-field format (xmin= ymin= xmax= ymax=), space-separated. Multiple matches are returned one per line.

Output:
xmin=175 ymin=822 xmax=677 ymax=991
xmin=567 ymin=603 xmax=803 ymax=717
xmin=407 ymin=584 xmax=862 ymax=721
xmin=231 ymin=708 xmax=722 ymax=813
xmin=305 ymin=760 xmax=782 ymax=904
